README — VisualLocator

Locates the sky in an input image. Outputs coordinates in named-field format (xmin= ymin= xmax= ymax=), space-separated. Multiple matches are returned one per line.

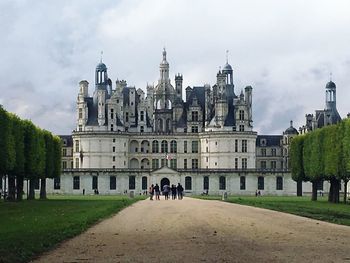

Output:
xmin=0 ymin=0 xmax=349 ymax=135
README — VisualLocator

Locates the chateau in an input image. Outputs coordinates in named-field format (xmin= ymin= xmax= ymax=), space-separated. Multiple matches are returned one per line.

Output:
xmin=51 ymin=50 xmax=345 ymax=195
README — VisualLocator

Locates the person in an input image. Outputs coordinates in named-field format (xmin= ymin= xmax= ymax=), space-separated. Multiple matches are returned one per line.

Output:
xmin=163 ymin=184 xmax=170 ymax=200
xmin=154 ymin=184 xmax=160 ymax=200
xmin=255 ymin=190 xmax=258 ymax=197
xmin=177 ymin=183 xmax=184 ymax=200
xmin=171 ymin=184 xmax=177 ymax=200
xmin=149 ymin=184 xmax=154 ymax=200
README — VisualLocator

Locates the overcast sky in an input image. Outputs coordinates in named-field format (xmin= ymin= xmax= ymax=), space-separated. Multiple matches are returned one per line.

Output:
xmin=0 ymin=0 xmax=349 ymax=135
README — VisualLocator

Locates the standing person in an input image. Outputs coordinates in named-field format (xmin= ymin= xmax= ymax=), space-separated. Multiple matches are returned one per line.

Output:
xmin=177 ymin=183 xmax=184 ymax=200
xmin=163 ymin=184 xmax=170 ymax=200
xmin=171 ymin=184 xmax=177 ymax=200
xmin=154 ymin=184 xmax=160 ymax=200
xmin=149 ymin=184 xmax=154 ymax=200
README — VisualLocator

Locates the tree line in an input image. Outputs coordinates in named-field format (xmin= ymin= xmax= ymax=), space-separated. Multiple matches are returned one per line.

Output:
xmin=0 ymin=105 xmax=61 ymax=201
xmin=290 ymin=119 xmax=350 ymax=203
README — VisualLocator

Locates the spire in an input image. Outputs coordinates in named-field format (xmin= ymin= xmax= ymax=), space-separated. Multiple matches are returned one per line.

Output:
xmin=100 ymin=50 xmax=103 ymax=63
xmin=330 ymin=72 xmax=332 ymax=81
xmin=226 ymin=50 xmax=229 ymax=64
xmin=162 ymin=47 xmax=167 ymax=62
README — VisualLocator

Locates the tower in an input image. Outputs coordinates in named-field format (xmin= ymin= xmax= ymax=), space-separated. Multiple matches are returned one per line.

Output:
xmin=94 ymin=60 xmax=108 ymax=126
xmin=325 ymin=80 xmax=336 ymax=111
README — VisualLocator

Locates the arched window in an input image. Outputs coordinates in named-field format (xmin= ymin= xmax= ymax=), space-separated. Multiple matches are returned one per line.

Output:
xmin=161 ymin=140 xmax=168 ymax=153
xmin=129 ymin=176 xmax=135 ymax=190
xmin=276 ymin=176 xmax=283 ymax=190
xmin=219 ymin=176 xmax=226 ymax=190
xmin=170 ymin=140 xmax=177 ymax=153
xmin=185 ymin=176 xmax=192 ymax=190
xmin=240 ymin=176 xmax=246 ymax=190
xmin=258 ymin=176 xmax=264 ymax=190
xmin=142 ymin=176 xmax=148 ymax=190
xmin=152 ymin=140 xmax=159 ymax=153
xmin=203 ymin=176 xmax=209 ymax=190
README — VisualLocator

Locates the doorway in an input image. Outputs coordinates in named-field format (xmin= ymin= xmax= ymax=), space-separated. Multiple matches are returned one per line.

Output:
xmin=160 ymin=177 xmax=170 ymax=191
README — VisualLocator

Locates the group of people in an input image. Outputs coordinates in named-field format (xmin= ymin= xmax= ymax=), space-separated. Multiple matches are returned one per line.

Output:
xmin=149 ymin=183 xmax=184 ymax=200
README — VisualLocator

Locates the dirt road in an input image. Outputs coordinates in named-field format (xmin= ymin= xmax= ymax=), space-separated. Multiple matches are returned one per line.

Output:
xmin=33 ymin=197 xmax=350 ymax=263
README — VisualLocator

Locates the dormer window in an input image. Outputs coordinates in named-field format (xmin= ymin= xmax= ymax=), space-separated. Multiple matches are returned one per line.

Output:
xmin=260 ymin=139 xmax=267 ymax=147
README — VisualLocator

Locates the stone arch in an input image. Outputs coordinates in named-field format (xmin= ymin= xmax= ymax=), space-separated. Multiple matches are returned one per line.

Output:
xmin=141 ymin=140 xmax=150 ymax=153
xmin=141 ymin=158 xmax=150 ymax=169
xmin=129 ymin=140 xmax=139 ymax=153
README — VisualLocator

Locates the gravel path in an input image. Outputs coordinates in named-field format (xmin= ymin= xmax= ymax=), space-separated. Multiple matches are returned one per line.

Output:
xmin=33 ymin=197 xmax=350 ymax=263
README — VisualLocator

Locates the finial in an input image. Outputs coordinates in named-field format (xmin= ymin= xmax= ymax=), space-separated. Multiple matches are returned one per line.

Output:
xmin=330 ymin=72 xmax=332 ymax=81
xmin=100 ymin=51 xmax=103 ymax=63
xmin=162 ymin=47 xmax=166 ymax=61
xmin=290 ymin=120 xmax=293 ymax=127
xmin=226 ymin=50 xmax=229 ymax=64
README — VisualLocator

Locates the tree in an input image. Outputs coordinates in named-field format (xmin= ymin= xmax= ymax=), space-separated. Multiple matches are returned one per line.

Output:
xmin=0 ymin=106 xmax=16 ymax=200
xmin=8 ymin=114 xmax=25 ymax=201
xmin=41 ymin=131 xmax=54 ymax=199
xmin=290 ymin=135 xmax=305 ymax=196
xmin=342 ymin=119 xmax=350 ymax=203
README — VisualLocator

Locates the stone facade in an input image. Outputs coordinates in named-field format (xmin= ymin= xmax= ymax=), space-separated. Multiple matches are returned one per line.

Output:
xmin=44 ymin=50 xmax=343 ymax=196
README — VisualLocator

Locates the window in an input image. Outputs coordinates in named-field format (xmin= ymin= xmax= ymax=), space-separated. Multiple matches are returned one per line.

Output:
xmin=54 ymin=177 xmax=60 ymax=190
xmin=185 ymin=176 xmax=192 ymax=190
xmin=62 ymin=148 xmax=67 ymax=156
xmin=276 ymin=176 xmax=283 ymax=190
xmin=142 ymin=176 xmax=147 ymax=190
xmin=113 ymin=156 xmax=115 ymax=162
xmin=79 ymin=125 xmax=82 ymax=131
xmin=73 ymin=176 xmax=80 ymax=190
xmin=129 ymin=176 xmax=135 ymax=190
xmin=261 ymin=148 xmax=266 ymax=156
xmin=125 ymin=112 xmax=129 ymax=122
xmin=271 ymin=148 xmax=276 ymax=156
xmin=152 ymin=140 xmax=159 ymax=153
xmin=239 ymin=110 xmax=244 ymax=120
xmin=92 ymin=176 xmax=98 ymax=190
xmin=140 ymin=111 xmax=144 ymax=121
xmin=191 ymin=126 xmax=198 ymax=133
xmin=184 ymin=159 xmax=188 ymax=169
xmin=62 ymin=161 xmax=67 ymax=169
xmin=192 ymin=141 xmax=198 ymax=153
xmin=161 ymin=140 xmax=168 ymax=153
xmin=110 ymin=124 xmax=114 ymax=131
xmin=240 ymin=176 xmax=246 ymax=190
xmin=192 ymin=159 xmax=199 ymax=169
xmin=161 ymin=158 xmax=167 ymax=167
xmin=184 ymin=141 xmax=187 ymax=153
xmin=203 ymin=176 xmax=209 ymax=190
xmin=234 ymin=158 xmax=238 ymax=169
xmin=239 ymin=125 xmax=244 ymax=132
xmin=242 ymin=140 xmax=247 ymax=152
xmin=152 ymin=159 xmax=159 ymax=169
xmin=110 ymin=109 xmax=114 ymax=119
xmin=242 ymin=158 xmax=247 ymax=169
xmin=110 ymin=176 xmax=116 ymax=190
xmin=79 ymin=108 xmax=83 ymax=119
xmin=258 ymin=176 xmax=264 ymax=190
xmin=170 ymin=159 xmax=177 ymax=169
xmin=235 ymin=139 xmax=238 ymax=152
xmin=75 ymin=140 xmax=79 ymax=152
xmin=206 ymin=147 xmax=208 ymax=152
xmin=112 ymin=146 xmax=115 ymax=152
xmin=206 ymin=157 xmax=208 ymax=162
xmin=271 ymin=161 xmax=277 ymax=169
xmin=170 ymin=140 xmax=177 ymax=153
xmin=261 ymin=161 xmax=266 ymax=169
xmin=140 ymin=126 xmax=144 ymax=133
xmin=219 ymin=176 xmax=226 ymax=190
xmin=192 ymin=111 xmax=199 ymax=121
xmin=75 ymin=158 xmax=79 ymax=169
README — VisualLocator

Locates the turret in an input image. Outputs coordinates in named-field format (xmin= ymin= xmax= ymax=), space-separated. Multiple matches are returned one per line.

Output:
xmin=79 ymin=80 xmax=89 ymax=98
xmin=325 ymin=80 xmax=336 ymax=111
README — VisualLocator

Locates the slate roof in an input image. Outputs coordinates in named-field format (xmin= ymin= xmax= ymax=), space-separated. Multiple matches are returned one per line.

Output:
xmin=256 ymin=135 xmax=282 ymax=147
xmin=59 ymin=135 xmax=73 ymax=147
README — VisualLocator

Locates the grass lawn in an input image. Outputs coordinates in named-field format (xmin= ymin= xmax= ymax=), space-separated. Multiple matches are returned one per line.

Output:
xmin=0 ymin=194 xmax=147 ymax=263
xmin=194 ymin=195 xmax=350 ymax=226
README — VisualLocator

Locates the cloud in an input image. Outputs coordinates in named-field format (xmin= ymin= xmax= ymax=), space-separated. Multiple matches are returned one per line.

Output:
xmin=0 ymin=0 xmax=349 ymax=135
